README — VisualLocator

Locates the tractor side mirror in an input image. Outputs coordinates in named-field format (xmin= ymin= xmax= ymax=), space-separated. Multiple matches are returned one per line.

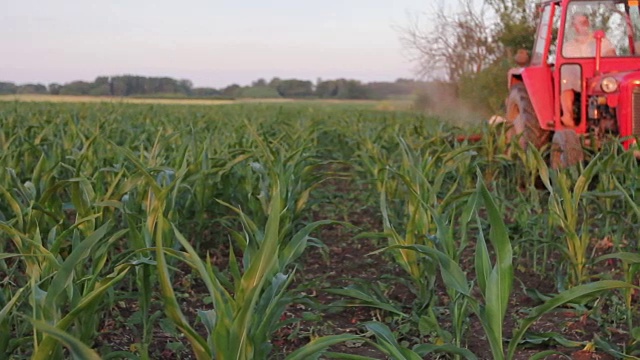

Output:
xmin=514 ymin=49 xmax=530 ymax=67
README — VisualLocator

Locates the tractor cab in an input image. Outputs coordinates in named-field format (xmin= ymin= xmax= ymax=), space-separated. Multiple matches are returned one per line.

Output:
xmin=506 ymin=0 xmax=640 ymax=168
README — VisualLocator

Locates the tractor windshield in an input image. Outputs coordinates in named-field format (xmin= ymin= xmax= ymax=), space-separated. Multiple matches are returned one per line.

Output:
xmin=562 ymin=0 xmax=640 ymax=57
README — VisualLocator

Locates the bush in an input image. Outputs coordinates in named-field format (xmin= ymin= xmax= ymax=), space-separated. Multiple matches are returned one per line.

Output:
xmin=457 ymin=60 xmax=511 ymax=116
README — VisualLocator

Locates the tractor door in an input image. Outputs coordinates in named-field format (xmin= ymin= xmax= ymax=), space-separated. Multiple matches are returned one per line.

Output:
xmin=521 ymin=3 xmax=558 ymax=130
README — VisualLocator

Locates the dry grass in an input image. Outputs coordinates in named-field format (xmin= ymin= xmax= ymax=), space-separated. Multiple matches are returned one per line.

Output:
xmin=0 ymin=94 xmax=412 ymax=110
xmin=0 ymin=94 xmax=234 ymax=105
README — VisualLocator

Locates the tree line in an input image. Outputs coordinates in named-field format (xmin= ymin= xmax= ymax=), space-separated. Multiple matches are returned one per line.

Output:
xmin=401 ymin=0 xmax=538 ymax=115
xmin=0 ymin=76 xmax=427 ymax=100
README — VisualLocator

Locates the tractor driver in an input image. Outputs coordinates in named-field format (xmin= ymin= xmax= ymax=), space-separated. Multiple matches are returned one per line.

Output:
xmin=560 ymin=13 xmax=616 ymax=127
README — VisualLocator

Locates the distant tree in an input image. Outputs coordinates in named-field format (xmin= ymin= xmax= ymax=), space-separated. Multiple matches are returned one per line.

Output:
xmin=275 ymin=79 xmax=314 ymax=98
xmin=252 ymin=78 xmax=267 ymax=87
xmin=316 ymin=79 xmax=370 ymax=99
xmin=240 ymin=86 xmax=281 ymax=98
xmin=110 ymin=75 xmax=147 ymax=95
xmin=129 ymin=76 xmax=146 ymax=95
xmin=110 ymin=77 xmax=128 ymax=96
xmin=48 ymin=83 xmax=62 ymax=95
xmin=94 ymin=76 xmax=110 ymax=86
xmin=157 ymin=77 xmax=180 ymax=94
xmin=178 ymin=79 xmax=193 ymax=95
xmin=221 ymin=84 xmax=242 ymax=97
xmin=89 ymin=84 xmax=111 ymax=96
xmin=336 ymin=79 xmax=369 ymax=99
xmin=0 ymin=82 xmax=18 ymax=95
xmin=268 ymin=77 xmax=282 ymax=88
xmin=17 ymin=83 xmax=48 ymax=94
xmin=364 ymin=79 xmax=421 ymax=99
xmin=59 ymin=81 xmax=93 ymax=95
xmin=316 ymin=80 xmax=339 ymax=98
xmin=191 ymin=87 xmax=221 ymax=97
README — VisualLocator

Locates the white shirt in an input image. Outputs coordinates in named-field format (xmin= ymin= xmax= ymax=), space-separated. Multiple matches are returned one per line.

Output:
xmin=563 ymin=34 xmax=615 ymax=58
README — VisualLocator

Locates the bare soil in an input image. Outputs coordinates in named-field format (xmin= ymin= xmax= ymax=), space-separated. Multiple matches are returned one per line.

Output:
xmin=94 ymin=168 xmax=634 ymax=359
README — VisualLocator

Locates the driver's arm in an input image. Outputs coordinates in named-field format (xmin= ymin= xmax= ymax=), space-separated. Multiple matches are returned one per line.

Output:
xmin=602 ymin=38 xmax=617 ymax=56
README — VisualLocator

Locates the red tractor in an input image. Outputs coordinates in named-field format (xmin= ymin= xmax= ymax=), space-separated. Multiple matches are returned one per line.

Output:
xmin=506 ymin=0 xmax=640 ymax=168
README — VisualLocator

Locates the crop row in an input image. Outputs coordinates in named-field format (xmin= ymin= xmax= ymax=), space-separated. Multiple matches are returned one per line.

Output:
xmin=0 ymin=101 xmax=639 ymax=359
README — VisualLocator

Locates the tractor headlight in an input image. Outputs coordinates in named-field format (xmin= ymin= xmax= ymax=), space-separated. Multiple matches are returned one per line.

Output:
xmin=601 ymin=77 xmax=618 ymax=93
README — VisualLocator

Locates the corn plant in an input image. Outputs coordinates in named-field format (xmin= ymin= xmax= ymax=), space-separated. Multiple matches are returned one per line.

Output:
xmin=331 ymin=131 xmax=481 ymax=354
xmin=377 ymin=136 xmax=477 ymax=309
xmin=31 ymin=320 xmax=101 ymax=360
xmin=476 ymin=121 xmax=512 ymax=183
xmin=377 ymin=173 xmax=512 ymax=358
xmin=534 ymin=154 xmax=602 ymax=286
xmin=5 ymin=96 xmax=640 ymax=359
xmin=588 ymin=148 xmax=640 ymax=337
xmin=363 ymin=322 xmax=476 ymax=360
xmin=0 ymin=169 xmax=136 ymax=359
xmin=380 ymin=174 xmax=638 ymax=359
xmin=117 ymin=131 xmax=361 ymax=359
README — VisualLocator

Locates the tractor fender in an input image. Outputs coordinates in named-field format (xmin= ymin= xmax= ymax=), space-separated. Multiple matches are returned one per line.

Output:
xmin=519 ymin=67 xmax=555 ymax=131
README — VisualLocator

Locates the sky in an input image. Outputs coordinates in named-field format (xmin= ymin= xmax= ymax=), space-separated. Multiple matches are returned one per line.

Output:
xmin=1 ymin=0 xmax=431 ymax=89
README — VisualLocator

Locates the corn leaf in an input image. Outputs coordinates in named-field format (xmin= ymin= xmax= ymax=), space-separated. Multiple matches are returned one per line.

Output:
xmin=31 ymin=319 xmax=101 ymax=360
xmin=284 ymin=334 xmax=363 ymax=360
xmin=507 ymin=280 xmax=637 ymax=359
xmin=44 ymin=221 xmax=112 ymax=307
xmin=363 ymin=322 xmax=422 ymax=360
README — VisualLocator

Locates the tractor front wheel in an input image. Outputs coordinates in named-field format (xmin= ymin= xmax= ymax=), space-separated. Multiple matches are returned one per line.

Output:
xmin=505 ymin=83 xmax=550 ymax=152
xmin=551 ymin=130 xmax=584 ymax=169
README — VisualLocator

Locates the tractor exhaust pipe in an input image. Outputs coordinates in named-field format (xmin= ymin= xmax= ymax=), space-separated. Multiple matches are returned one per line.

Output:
xmin=594 ymin=30 xmax=605 ymax=75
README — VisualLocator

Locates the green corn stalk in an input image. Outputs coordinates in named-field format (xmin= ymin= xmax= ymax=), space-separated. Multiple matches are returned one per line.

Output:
xmin=375 ymin=172 xmax=510 ymax=359
xmin=156 ymin=178 xmax=357 ymax=359
xmin=385 ymin=173 xmax=509 ymax=358
xmin=377 ymin=136 xmax=476 ymax=308
xmin=394 ymin=172 xmax=639 ymax=359
xmin=0 ymin=161 xmax=129 ymax=356
xmin=379 ymin=175 xmax=432 ymax=304
xmin=340 ymin=129 xmax=480 ymax=355
xmin=116 ymin=142 xmax=211 ymax=359
xmin=0 ymin=285 xmax=26 ymax=357
xmin=32 ymin=259 xmax=136 ymax=359
xmin=471 ymin=173 xmax=513 ymax=360
xmin=536 ymin=154 xmax=602 ymax=286
xmin=476 ymin=121 xmax=511 ymax=183
xmin=29 ymin=224 xmax=133 ymax=358
xmin=608 ymin=176 xmax=640 ymax=333
xmin=91 ymin=158 xmax=159 ymax=359
xmin=116 ymin=129 xmax=355 ymax=359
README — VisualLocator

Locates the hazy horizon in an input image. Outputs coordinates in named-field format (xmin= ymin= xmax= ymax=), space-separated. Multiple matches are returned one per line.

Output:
xmin=2 ymin=0 xmax=435 ymax=89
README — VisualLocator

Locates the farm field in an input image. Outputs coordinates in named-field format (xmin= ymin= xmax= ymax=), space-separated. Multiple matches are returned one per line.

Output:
xmin=1 ymin=100 xmax=640 ymax=360
xmin=0 ymin=94 xmax=410 ymax=111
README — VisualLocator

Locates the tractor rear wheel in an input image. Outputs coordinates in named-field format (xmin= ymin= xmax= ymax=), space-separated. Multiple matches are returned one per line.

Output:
xmin=505 ymin=83 xmax=550 ymax=152
xmin=550 ymin=130 xmax=584 ymax=169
